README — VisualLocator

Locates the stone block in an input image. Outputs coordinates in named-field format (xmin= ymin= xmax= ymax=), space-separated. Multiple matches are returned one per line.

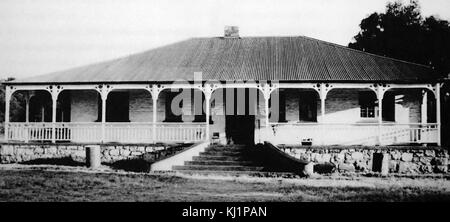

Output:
xmin=120 ymin=150 xmax=131 ymax=156
xmin=145 ymin=147 xmax=155 ymax=152
xmin=338 ymin=163 xmax=355 ymax=172
xmin=33 ymin=148 xmax=43 ymax=154
xmin=401 ymin=153 xmax=413 ymax=162
xmin=355 ymin=160 xmax=369 ymax=172
xmin=389 ymin=160 xmax=399 ymax=173
xmin=381 ymin=154 xmax=390 ymax=175
xmin=303 ymin=163 xmax=315 ymax=176
xmin=432 ymin=157 xmax=448 ymax=166
xmin=334 ymin=153 xmax=345 ymax=162
xmin=45 ymin=147 xmax=57 ymax=154
xmin=419 ymin=165 xmax=433 ymax=173
xmin=434 ymin=165 xmax=448 ymax=173
xmin=419 ymin=157 xmax=432 ymax=165
xmin=131 ymin=151 xmax=142 ymax=156
xmin=391 ymin=151 xmax=402 ymax=160
xmin=424 ymin=150 xmax=435 ymax=157
xmin=0 ymin=145 xmax=14 ymax=155
xmin=109 ymin=149 xmax=120 ymax=156
xmin=315 ymin=154 xmax=331 ymax=163
xmin=351 ymin=152 xmax=364 ymax=161
xmin=398 ymin=162 xmax=419 ymax=174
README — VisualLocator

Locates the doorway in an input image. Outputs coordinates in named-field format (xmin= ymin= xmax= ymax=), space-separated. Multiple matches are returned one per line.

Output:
xmin=224 ymin=88 xmax=258 ymax=145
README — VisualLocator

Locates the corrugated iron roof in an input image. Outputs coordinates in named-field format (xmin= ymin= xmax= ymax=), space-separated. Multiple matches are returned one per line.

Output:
xmin=12 ymin=36 xmax=440 ymax=84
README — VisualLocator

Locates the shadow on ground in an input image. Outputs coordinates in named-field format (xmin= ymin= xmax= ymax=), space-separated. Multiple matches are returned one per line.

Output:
xmin=104 ymin=158 xmax=152 ymax=173
xmin=20 ymin=157 xmax=85 ymax=167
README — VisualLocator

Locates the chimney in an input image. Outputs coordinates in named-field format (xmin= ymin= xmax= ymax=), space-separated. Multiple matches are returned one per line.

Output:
xmin=224 ymin=26 xmax=239 ymax=38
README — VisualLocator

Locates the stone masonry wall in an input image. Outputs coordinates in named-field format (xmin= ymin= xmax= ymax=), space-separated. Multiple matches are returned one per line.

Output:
xmin=0 ymin=143 xmax=169 ymax=164
xmin=280 ymin=145 xmax=449 ymax=174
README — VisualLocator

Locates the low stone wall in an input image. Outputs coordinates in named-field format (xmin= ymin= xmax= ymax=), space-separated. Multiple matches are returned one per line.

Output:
xmin=279 ymin=145 xmax=449 ymax=174
xmin=0 ymin=143 xmax=170 ymax=164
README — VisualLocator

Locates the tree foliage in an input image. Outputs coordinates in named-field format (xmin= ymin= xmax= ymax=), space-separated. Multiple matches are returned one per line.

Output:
xmin=349 ymin=0 xmax=450 ymax=76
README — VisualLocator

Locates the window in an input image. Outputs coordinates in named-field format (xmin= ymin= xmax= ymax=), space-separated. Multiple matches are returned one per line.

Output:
xmin=359 ymin=91 xmax=376 ymax=118
xmin=97 ymin=92 xmax=130 ymax=122
xmin=193 ymin=91 xmax=213 ymax=124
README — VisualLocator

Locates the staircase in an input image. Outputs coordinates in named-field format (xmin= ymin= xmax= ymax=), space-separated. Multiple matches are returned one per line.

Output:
xmin=173 ymin=144 xmax=270 ymax=176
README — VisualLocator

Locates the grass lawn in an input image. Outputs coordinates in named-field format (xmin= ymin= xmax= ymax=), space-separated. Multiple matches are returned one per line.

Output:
xmin=1 ymin=168 xmax=450 ymax=202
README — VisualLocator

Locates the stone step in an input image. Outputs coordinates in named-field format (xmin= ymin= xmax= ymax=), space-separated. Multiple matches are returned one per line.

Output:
xmin=205 ymin=146 xmax=249 ymax=152
xmin=192 ymin=155 xmax=249 ymax=161
xmin=173 ymin=165 xmax=265 ymax=172
xmin=184 ymin=160 xmax=255 ymax=166
xmin=176 ymin=170 xmax=299 ymax=178
xmin=200 ymin=150 xmax=249 ymax=156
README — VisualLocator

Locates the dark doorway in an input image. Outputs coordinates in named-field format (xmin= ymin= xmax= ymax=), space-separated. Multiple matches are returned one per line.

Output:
xmin=57 ymin=91 xmax=71 ymax=122
xmin=225 ymin=115 xmax=255 ymax=145
xmin=299 ymin=91 xmax=317 ymax=122
xmin=225 ymin=88 xmax=257 ymax=145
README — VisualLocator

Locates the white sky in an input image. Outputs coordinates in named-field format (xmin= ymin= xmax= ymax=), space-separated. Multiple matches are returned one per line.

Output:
xmin=1 ymin=0 xmax=449 ymax=79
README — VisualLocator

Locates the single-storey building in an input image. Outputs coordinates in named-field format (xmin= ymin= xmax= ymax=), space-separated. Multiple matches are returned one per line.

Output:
xmin=3 ymin=27 xmax=445 ymax=147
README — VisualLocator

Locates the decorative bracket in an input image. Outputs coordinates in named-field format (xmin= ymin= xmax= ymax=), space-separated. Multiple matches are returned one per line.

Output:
xmin=150 ymin=84 xmax=165 ymax=101
xmin=314 ymin=83 xmax=333 ymax=100
xmin=4 ymin=86 xmax=16 ymax=103
xmin=257 ymin=82 xmax=278 ymax=100
xmin=372 ymin=83 xmax=391 ymax=101
xmin=95 ymin=84 xmax=113 ymax=101
xmin=430 ymin=83 xmax=440 ymax=100
xmin=47 ymin=85 xmax=64 ymax=101
xmin=202 ymin=83 xmax=219 ymax=101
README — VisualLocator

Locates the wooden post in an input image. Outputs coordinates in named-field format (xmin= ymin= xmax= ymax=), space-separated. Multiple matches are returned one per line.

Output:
xmin=377 ymin=87 xmax=385 ymax=146
xmin=25 ymin=92 xmax=30 ymax=123
xmin=101 ymin=92 xmax=107 ymax=143
xmin=4 ymin=87 xmax=11 ymax=141
xmin=264 ymin=97 xmax=270 ymax=127
xmin=436 ymin=84 xmax=441 ymax=146
xmin=205 ymin=92 xmax=211 ymax=142
xmin=151 ymin=85 xmax=161 ymax=144
xmin=152 ymin=95 xmax=158 ymax=143
xmin=319 ymin=84 xmax=328 ymax=145
xmin=51 ymin=91 xmax=58 ymax=143
xmin=24 ymin=92 xmax=30 ymax=142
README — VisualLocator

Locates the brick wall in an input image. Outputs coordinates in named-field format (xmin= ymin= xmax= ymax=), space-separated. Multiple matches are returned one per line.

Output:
xmin=70 ymin=91 xmax=99 ymax=122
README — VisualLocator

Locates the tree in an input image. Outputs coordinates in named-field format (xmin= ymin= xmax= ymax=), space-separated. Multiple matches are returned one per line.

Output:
xmin=349 ymin=0 xmax=450 ymax=77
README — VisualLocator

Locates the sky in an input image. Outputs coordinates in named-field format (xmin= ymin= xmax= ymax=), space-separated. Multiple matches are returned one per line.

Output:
xmin=1 ymin=0 xmax=449 ymax=79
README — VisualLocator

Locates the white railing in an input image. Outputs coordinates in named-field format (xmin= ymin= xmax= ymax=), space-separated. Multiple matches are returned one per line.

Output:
xmin=55 ymin=122 xmax=102 ymax=142
xmin=104 ymin=122 xmax=153 ymax=143
xmin=6 ymin=122 xmax=207 ymax=143
xmin=378 ymin=123 xmax=438 ymax=145
xmin=7 ymin=122 xmax=53 ymax=142
xmin=154 ymin=123 xmax=206 ymax=142
xmin=264 ymin=122 xmax=439 ymax=146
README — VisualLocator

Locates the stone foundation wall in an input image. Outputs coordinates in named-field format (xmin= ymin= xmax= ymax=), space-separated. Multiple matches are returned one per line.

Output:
xmin=0 ymin=143 xmax=170 ymax=164
xmin=280 ymin=145 xmax=449 ymax=174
